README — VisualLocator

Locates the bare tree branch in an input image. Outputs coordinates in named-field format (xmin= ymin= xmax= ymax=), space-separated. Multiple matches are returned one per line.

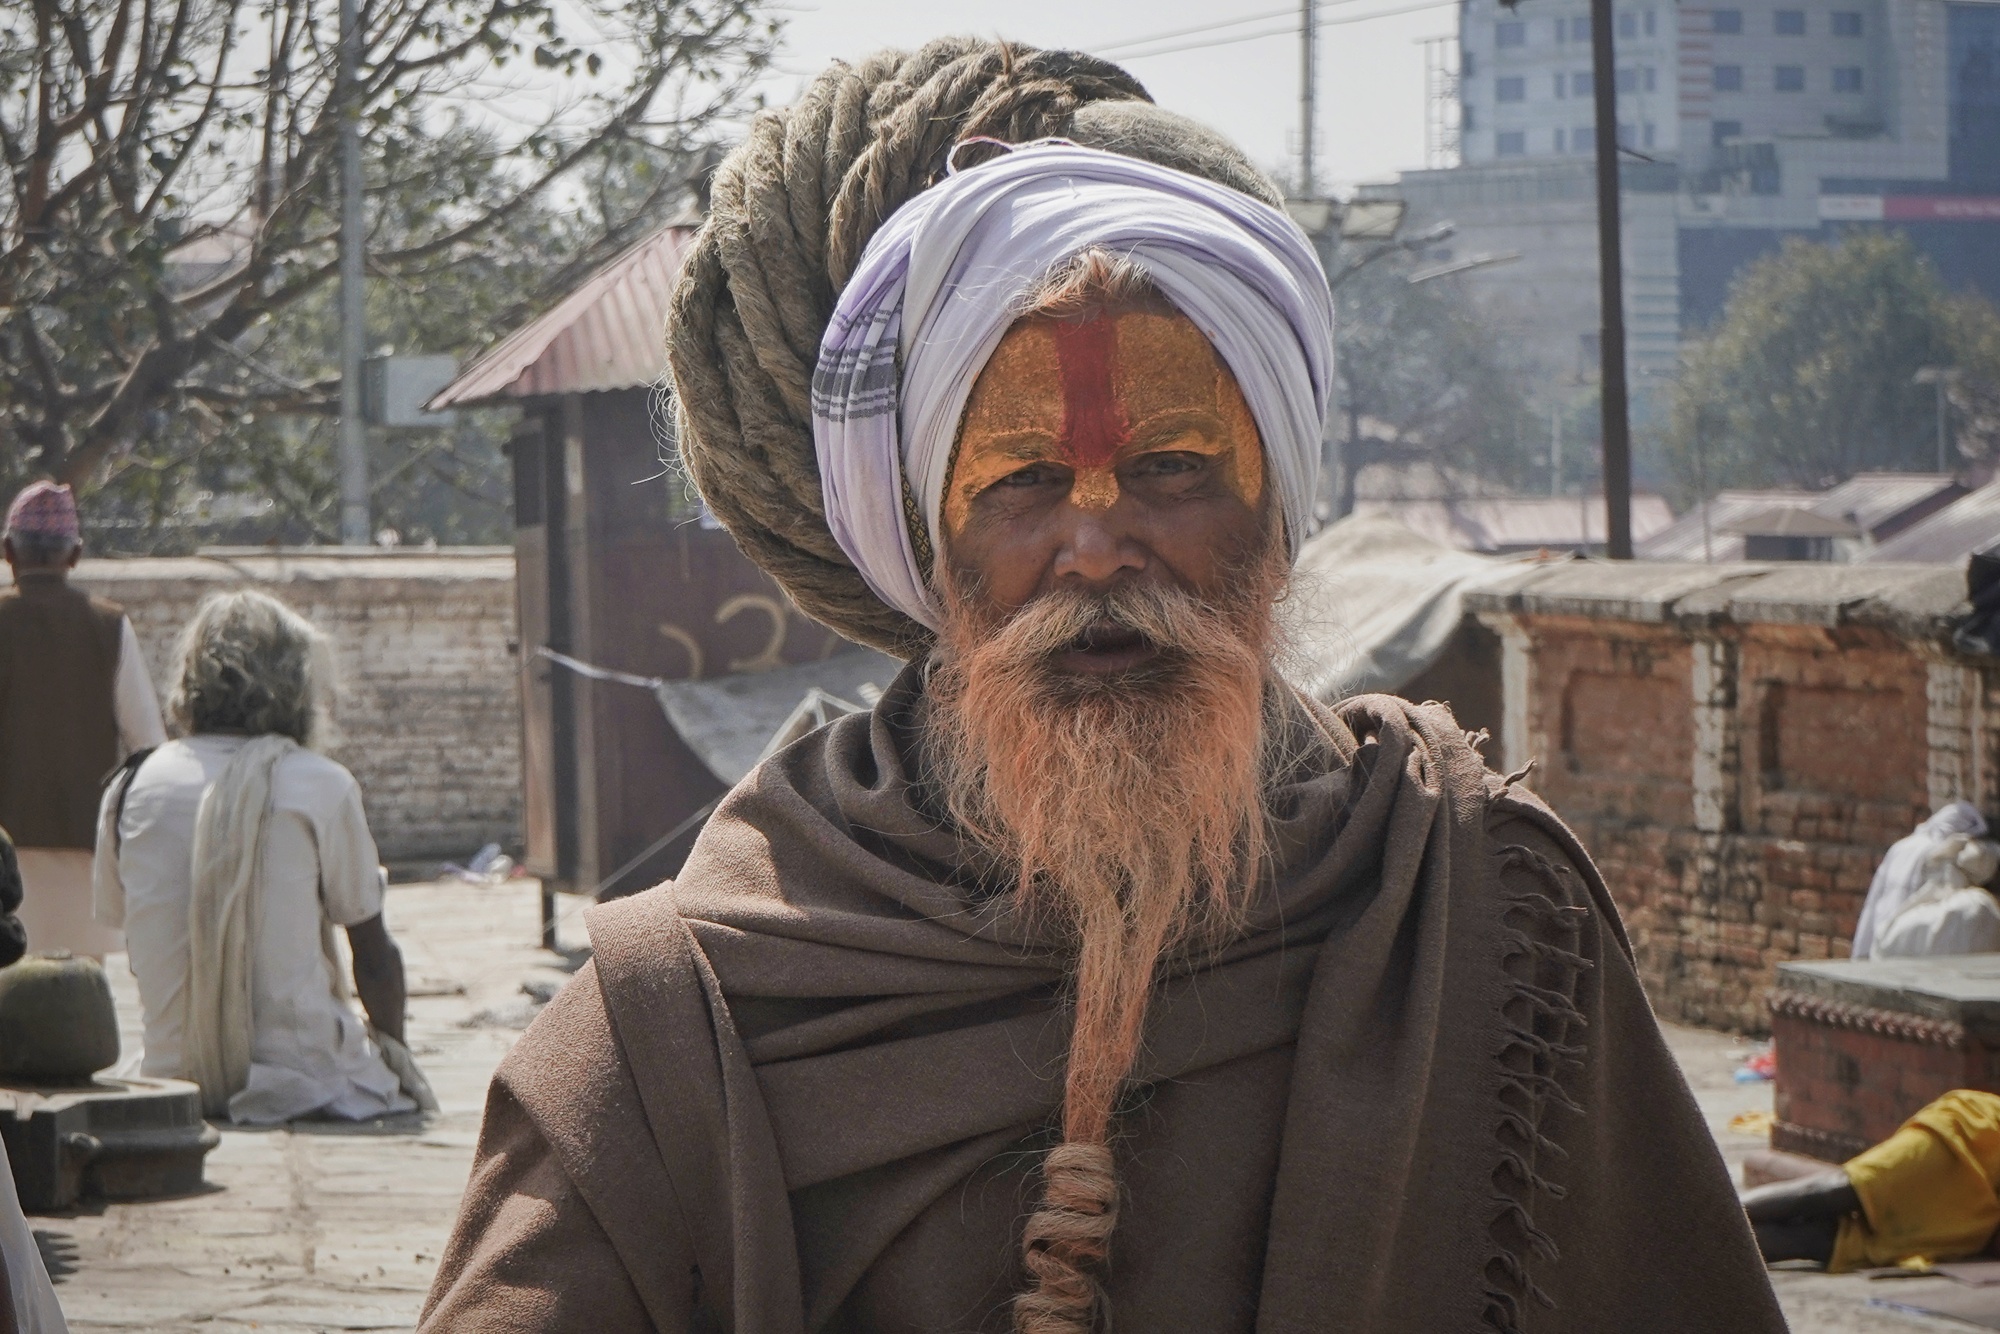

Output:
xmin=0 ymin=0 xmax=776 ymax=515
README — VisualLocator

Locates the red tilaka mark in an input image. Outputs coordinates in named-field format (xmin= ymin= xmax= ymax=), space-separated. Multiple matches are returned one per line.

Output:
xmin=1051 ymin=316 xmax=1130 ymax=470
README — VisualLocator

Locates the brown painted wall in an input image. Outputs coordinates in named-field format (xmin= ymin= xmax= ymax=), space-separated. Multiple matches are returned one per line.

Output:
xmin=513 ymin=390 xmax=852 ymax=897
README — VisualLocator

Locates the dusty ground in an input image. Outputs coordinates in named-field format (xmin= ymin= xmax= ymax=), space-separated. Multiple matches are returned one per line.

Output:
xmin=23 ymin=879 xmax=1975 ymax=1331
xmin=33 ymin=879 xmax=588 ymax=1333
xmin=1666 ymin=1023 xmax=1971 ymax=1332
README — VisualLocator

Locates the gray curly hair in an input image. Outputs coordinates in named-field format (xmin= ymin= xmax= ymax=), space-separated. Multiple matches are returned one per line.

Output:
xmin=167 ymin=590 xmax=330 ymax=745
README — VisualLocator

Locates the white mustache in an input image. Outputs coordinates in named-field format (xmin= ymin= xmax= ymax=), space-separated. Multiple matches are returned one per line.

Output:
xmin=989 ymin=581 xmax=1218 ymax=660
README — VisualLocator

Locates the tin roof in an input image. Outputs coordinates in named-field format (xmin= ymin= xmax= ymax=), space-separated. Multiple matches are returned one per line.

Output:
xmin=1809 ymin=472 xmax=1966 ymax=539
xmin=1352 ymin=493 xmax=1674 ymax=553
xmin=1867 ymin=480 xmax=2000 ymax=562
xmin=1720 ymin=506 xmax=1862 ymax=538
xmin=1638 ymin=490 xmax=1817 ymax=562
xmin=1637 ymin=475 xmax=1963 ymax=561
xmin=428 ymin=225 xmax=696 ymax=408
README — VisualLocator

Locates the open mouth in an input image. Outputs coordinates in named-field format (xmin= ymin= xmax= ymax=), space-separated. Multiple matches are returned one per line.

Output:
xmin=1054 ymin=621 xmax=1160 ymax=675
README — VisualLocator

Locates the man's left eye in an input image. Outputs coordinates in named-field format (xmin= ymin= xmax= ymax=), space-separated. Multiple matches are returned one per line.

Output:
xmin=1128 ymin=452 xmax=1205 ymax=477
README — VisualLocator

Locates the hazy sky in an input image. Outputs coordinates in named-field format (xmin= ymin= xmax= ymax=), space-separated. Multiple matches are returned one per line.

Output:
xmin=755 ymin=0 xmax=1456 ymax=194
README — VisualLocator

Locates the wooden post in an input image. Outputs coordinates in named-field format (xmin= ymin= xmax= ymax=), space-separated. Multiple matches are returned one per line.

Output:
xmin=1588 ymin=0 xmax=1633 ymax=558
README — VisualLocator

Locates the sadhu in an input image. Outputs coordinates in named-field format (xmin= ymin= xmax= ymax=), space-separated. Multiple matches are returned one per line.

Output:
xmin=421 ymin=39 xmax=1785 ymax=1334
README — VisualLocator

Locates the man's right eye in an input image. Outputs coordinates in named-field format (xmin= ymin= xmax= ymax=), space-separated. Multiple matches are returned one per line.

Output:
xmin=995 ymin=463 xmax=1063 ymax=489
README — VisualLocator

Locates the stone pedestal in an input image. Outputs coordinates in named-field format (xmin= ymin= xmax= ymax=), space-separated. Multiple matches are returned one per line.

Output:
xmin=0 ymin=1077 xmax=220 ymax=1212
xmin=1771 ymin=955 xmax=2000 ymax=1162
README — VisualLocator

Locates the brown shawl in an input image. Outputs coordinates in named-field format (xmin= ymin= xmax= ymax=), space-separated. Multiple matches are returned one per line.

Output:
xmin=422 ymin=672 xmax=1784 ymax=1333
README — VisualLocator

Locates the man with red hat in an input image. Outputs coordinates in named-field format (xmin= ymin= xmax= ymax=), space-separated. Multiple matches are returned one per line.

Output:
xmin=0 ymin=480 xmax=166 ymax=958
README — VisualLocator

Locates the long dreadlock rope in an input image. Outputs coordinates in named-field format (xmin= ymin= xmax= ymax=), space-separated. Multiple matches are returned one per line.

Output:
xmin=662 ymin=39 xmax=1288 ymax=1331
xmin=666 ymin=39 xmax=1151 ymax=658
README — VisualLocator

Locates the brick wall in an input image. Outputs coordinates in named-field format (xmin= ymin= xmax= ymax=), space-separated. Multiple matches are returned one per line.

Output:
xmin=70 ymin=550 xmax=520 ymax=864
xmin=1470 ymin=562 xmax=1979 ymax=1032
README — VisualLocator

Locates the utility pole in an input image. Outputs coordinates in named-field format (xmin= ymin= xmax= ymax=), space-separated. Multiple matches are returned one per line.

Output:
xmin=1695 ymin=405 xmax=1714 ymax=563
xmin=337 ymin=0 xmax=369 ymax=546
xmin=1549 ymin=405 xmax=1561 ymax=496
xmin=1915 ymin=367 xmax=1960 ymax=474
xmin=1587 ymin=0 xmax=1632 ymax=558
xmin=1300 ymin=0 xmax=1318 ymax=198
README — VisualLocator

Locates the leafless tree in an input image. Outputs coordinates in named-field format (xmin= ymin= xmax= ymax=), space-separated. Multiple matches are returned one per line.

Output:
xmin=0 ymin=0 xmax=774 ymax=487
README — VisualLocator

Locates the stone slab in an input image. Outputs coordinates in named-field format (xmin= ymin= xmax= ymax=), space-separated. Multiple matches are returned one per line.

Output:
xmin=1777 ymin=955 xmax=2000 ymax=1042
xmin=1463 ymin=558 xmax=1968 ymax=639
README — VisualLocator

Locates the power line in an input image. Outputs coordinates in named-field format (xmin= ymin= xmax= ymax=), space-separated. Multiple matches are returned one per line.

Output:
xmin=1102 ymin=24 xmax=1298 ymax=60
xmin=1091 ymin=0 xmax=1440 ymax=58
xmin=1091 ymin=7 xmax=1296 ymax=57
xmin=1106 ymin=0 xmax=1457 ymax=61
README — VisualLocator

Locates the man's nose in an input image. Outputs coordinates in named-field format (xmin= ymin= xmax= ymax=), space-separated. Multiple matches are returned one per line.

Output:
xmin=1051 ymin=503 xmax=1145 ymax=585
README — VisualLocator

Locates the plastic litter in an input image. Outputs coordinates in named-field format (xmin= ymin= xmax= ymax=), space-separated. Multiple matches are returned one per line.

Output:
xmin=440 ymin=843 xmax=517 ymax=886
xmin=1734 ymin=1047 xmax=1776 ymax=1083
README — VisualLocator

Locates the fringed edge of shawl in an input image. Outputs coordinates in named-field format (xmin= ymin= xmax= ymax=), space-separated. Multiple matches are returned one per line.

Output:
xmin=1481 ymin=836 xmax=1591 ymax=1334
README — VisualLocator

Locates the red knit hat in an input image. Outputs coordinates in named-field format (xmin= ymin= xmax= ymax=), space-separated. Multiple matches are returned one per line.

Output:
xmin=4 ymin=481 xmax=80 ymax=543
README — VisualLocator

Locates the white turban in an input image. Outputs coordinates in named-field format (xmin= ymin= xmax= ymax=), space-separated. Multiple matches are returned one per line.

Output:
xmin=810 ymin=140 xmax=1335 ymax=631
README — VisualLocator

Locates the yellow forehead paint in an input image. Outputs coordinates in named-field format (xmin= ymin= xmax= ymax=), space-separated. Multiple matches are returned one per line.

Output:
xmin=944 ymin=309 xmax=1264 ymax=535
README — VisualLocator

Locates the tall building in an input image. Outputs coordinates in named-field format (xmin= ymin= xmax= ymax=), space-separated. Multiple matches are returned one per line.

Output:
xmin=1393 ymin=0 xmax=2000 ymax=450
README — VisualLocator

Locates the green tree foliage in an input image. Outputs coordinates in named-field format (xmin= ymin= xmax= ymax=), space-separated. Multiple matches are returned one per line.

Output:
xmin=0 ymin=0 xmax=775 ymax=545
xmin=1332 ymin=248 xmax=1539 ymax=514
xmin=1667 ymin=231 xmax=2000 ymax=495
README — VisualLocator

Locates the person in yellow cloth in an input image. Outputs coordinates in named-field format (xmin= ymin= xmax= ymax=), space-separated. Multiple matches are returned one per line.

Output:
xmin=1745 ymin=1090 xmax=2000 ymax=1270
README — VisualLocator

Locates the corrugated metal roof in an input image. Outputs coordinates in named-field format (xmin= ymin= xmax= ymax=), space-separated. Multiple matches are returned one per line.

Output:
xmin=1721 ymin=506 xmax=1862 ymax=538
xmin=1808 ymin=472 xmax=1964 ymax=539
xmin=1637 ymin=490 xmax=1818 ymax=562
xmin=429 ymin=225 xmax=696 ymax=408
xmin=1638 ymin=475 xmax=1963 ymax=562
xmin=1867 ymin=480 xmax=2000 ymax=562
xmin=1353 ymin=493 xmax=1674 ymax=553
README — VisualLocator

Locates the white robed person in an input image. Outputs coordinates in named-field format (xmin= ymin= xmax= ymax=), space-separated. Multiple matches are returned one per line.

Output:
xmin=92 ymin=590 xmax=434 ymax=1123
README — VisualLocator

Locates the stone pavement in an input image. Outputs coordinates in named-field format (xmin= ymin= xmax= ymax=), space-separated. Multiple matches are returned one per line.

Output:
xmin=34 ymin=879 xmax=587 ymax=1333
xmin=1666 ymin=1021 xmax=1965 ymax=1333
xmin=22 ymin=879 xmax=1976 ymax=1332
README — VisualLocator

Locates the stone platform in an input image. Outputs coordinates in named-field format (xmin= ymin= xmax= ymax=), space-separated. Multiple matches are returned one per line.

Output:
xmin=0 ymin=1076 xmax=218 ymax=1211
xmin=1771 ymin=955 xmax=2000 ymax=1161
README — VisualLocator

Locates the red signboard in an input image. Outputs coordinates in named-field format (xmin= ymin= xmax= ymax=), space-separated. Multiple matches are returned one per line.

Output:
xmin=1881 ymin=196 xmax=2000 ymax=222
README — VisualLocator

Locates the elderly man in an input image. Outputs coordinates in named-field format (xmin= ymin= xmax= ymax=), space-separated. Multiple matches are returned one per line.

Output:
xmin=423 ymin=41 xmax=1784 ymax=1333
xmin=94 ymin=590 xmax=428 ymax=1124
xmin=0 ymin=481 xmax=166 ymax=958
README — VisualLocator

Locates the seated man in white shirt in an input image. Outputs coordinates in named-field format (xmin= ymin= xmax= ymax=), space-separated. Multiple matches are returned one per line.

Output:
xmin=93 ymin=589 xmax=423 ymax=1124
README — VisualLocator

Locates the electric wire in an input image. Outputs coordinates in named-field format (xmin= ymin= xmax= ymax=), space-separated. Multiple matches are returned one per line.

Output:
xmin=1100 ymin=0 xmax=1458 ymax=61
xmin=1089 ymin=7 xmax=1297 ymax=56
xmin=1092 ymin=0 xmax=1450 ymax=56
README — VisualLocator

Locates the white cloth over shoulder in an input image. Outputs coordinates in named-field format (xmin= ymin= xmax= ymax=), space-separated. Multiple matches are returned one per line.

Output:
xmin=184 ymin=733 xmax=296 ymax=1115
xmin=1875 ymin=887 xmax=2000 ymax=958
xmin=93 ymin=735 xmax=415 ymax=1124
xmin=811 ymin=140 xmax=1335 ymax=630
xmin=1874 ymin=835 xmax=2000 ymax=959
xmin=1855 ymin=801 xmax=1989 ymax=959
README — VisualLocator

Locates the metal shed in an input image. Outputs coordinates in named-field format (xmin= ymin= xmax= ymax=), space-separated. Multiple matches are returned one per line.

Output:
xmin=431 ymin=225 xmax=856 ymax=934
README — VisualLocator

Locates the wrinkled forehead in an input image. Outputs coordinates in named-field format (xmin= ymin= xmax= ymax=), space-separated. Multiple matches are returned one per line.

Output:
xmin=970 ymin=308 xmax=1248 ymax=433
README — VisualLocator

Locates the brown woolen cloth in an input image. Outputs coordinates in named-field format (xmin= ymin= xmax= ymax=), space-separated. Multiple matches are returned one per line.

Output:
xmin=0 ymin=573 xmax=124 ymax=849
xmin=421 ymin=669 xmax=1785 ymax=1333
